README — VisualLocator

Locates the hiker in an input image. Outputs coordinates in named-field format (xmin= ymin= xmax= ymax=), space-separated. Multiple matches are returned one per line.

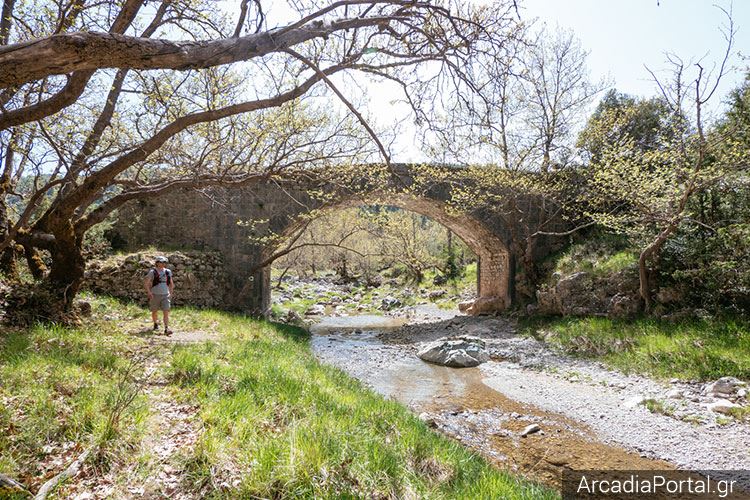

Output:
xmin=144 ymin=255 xmax=174 ymax=335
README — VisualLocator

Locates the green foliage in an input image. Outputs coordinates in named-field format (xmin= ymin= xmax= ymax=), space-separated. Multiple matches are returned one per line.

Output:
xmin=274 ymin=206 xmax=476 ymax=285
xmin=522 ymin=316 xmax=750 ymax=381
xmin=550 ymin=234 xmax=637 ymax=279
xmin=663 ymin=222 xmax=750 ymax=314
xmin=577 ymin=89 xmax=675 ymax=164
xmin=656 ymin=74 xmax=750 ymax=314
xmin=0 ymin=318 xmax=147 ymax=485
xmin=640 ymin=399 xmax=674 ymax=417
xmin=168 ymin=317 xmax=553 ymax=499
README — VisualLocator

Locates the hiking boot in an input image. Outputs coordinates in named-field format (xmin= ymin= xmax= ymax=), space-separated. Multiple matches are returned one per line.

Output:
xmin=153 ymin=322 xmax=160 ymax=331
xmin=164 ymin=328 xmax=173 ymax=336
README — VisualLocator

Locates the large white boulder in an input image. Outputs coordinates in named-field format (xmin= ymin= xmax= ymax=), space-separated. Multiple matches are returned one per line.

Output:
xmin=418 ymin=336 xmax=490 ymax=368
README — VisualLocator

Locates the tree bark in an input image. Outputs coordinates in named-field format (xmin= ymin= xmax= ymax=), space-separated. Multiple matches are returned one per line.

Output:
xmin=23 ymin=244 xmax=47 ymax=280
xmin=45 ymin=215 xmax=85 ymax=310
xmin=638 ymin=222 xmax=678 ymax=313
xmin=0 ymin=243 xmax=19 ymax=278
xmin=0 ymin=15 xmax=394 ymax=88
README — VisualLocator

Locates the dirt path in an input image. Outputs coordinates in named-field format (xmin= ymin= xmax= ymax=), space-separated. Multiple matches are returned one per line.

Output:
xmin=62 ymin=329 xmax=215 ymax=499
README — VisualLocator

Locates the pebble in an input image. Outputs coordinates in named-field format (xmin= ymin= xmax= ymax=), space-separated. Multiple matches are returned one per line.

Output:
xmin=666 ymin=389 xmax=683 ymax=399
xmin=520 ymin=424 xmax=541 ymax=437
xmin=307 ymin=297 xmax=750 ymax=474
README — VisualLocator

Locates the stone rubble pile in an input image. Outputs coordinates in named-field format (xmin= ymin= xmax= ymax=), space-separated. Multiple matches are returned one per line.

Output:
xmin=84 ymin=250 xmax=230 ymax=308
xmin=533 ymin=270 xmax=641 ymax=319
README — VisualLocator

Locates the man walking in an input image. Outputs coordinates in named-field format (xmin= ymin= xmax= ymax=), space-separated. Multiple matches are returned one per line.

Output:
xmin=144 ymin=255 xmax=174 ymax=335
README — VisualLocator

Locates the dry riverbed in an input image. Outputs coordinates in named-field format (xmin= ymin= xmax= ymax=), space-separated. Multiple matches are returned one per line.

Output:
xmin=309 ymin=310 xmax=750 ymax=490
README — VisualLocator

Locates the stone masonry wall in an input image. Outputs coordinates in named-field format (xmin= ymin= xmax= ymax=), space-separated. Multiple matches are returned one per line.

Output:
xmin=83 ymin=250 xmax=230 ymax=308
xmin=108 ymin=166 xmax=571 ymax=315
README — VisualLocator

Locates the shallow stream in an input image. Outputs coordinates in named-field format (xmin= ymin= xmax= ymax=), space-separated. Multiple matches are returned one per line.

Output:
xmin=310 ymin=314 xmax=674 ymax=489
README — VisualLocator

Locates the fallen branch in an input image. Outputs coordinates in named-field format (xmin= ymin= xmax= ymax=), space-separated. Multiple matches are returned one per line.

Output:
xmin=33 ymin=445 xmax=95 ymax=500
xmin=0 ymin=472 xmax=31 ymax=498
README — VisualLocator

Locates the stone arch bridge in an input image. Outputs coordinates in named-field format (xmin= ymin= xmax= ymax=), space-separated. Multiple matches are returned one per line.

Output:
xmin=112 ymin=164 xmax=568 ymax=316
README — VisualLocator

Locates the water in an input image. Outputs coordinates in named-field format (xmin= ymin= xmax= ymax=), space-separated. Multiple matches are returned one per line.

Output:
xmin=310 ymin=313 xmax=676 ymax=489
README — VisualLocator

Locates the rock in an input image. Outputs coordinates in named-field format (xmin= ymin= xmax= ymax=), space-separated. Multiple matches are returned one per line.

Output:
xmin=458 ymin=300 xmax=474 ymax=313
xmin=537 ymin=269 xmax=640 ymax=317
xmin=520 ymin=424 xmax=541 ymax=437
xmin=462 ymin=296 xmax=505 ymax=316
xmin=418 ymin=412 xmax=437 ymax=427
xmin=75 ymin=300 xmax=92 ymax=317
xmin=428 ymin=289 xmax=447 ymax=300
xmin=433 ymin=274 xmax=449 ymax=285
xmin=304 ymin=304 xmax=326 ymax=316
xmin=624 ymin=395 xmax=645 ymax=408
xmin=704 ymin=377 xmax=747 ymax=397
xmin=556 ymin=272 xmax=596 ymax=315
xmin=418 ymin=336 xmax=489 ymax=368
xmin=738 ymin=388 xmax=747 ymax=399
xmin=366 ymin=275 xmax=383 ymax=287
xmin=546 ymin=455 xmax=570 ymax=466
xmin=380 ymin=296 xmax=402 ymax=310
xmin=284 ymin=310 xmax=302 ymax=324
xmin=708 ymin=399 xmax=742 ymax=414
xmin=666 ymin=388 xmax=683 ymax=399
xmin=607 ymin=293 xmax=639 ymax=319
xmin=535 ymin=286 xmax=557 ymax=315
xmin=656 ymin=287 xmax=684 ymax=304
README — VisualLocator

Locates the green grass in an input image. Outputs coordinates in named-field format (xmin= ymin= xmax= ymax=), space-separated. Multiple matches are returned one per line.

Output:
xmin=547 ymin=234 xmax=637 ymax=280
xmin=167 ymin=312 xmax=553 ymax=498
xmin=1 ymin=295 xmax=555 ymax=499
xmin=640 ymin=399 xmax=674 ymax=417
xmin=0 ymin=305 xmax=148 ymax=491
xmin=521 ymin=316 xmax=750 ymax=381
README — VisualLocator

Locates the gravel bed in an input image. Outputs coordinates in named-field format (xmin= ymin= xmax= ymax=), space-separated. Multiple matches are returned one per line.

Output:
xmin=311 ymin=313 xmax=750 ymax=482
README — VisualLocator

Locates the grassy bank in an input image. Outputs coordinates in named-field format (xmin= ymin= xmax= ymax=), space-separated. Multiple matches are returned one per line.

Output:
xmin=521 ymin=316 xmax=750 ymax=381
xmin=1 ymin=295 xmax=554 ymax=498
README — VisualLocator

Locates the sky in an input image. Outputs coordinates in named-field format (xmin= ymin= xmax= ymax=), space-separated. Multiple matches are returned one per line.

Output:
xmin=380 ymin=0 xmax=750 ymax=161
xmin=520 ymin=0 xmax=749 ymax=112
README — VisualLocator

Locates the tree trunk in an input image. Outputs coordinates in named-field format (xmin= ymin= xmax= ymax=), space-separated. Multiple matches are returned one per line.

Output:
xmin=22 ymin=244 xmax=47 ymax=279
xmin=0 ymin=196 xmax=17 ymax=278
xmin=638 ymin=223 xmax=679 ymax=313
xmin=45 ymin=216 xmax=86 ymax=311
xmin=0 ymin=243 xmax=19 ymax=278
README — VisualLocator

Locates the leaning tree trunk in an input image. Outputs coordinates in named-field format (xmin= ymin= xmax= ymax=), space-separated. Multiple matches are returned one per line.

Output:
xmin=22 ymin=244 xmax=47 ymax=279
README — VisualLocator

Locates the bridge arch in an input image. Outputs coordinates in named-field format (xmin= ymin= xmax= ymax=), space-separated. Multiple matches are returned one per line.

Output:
xmin=255 ymin=192 xmax=510 ymax=316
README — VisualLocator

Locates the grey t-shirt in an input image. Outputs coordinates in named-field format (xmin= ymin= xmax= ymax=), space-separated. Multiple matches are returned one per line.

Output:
xmin=147 ymin=268 xmax=171 ymax=295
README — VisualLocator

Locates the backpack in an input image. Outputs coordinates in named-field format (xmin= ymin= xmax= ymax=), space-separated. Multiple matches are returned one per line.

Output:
xmin=151 ymin=268 xmax=172 ymax=288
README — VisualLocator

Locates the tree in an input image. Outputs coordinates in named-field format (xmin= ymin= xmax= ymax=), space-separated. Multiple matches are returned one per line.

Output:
xmin=426 ymin=23 xmax=606 ymax=172
xmin=419 ymin=23 xmax=604 ymax=301
xmin=660 ymin=72 xmax=750 ymax=313
xmin=271 ymin=206 xmax=473 ymax=285
xmin=577 ymin=89 xmax=675 ymax=164
xmin=579 ymin=11 xmax=741 ymax=311
xmin=0 ymin=0 xmax=522 ymax=320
